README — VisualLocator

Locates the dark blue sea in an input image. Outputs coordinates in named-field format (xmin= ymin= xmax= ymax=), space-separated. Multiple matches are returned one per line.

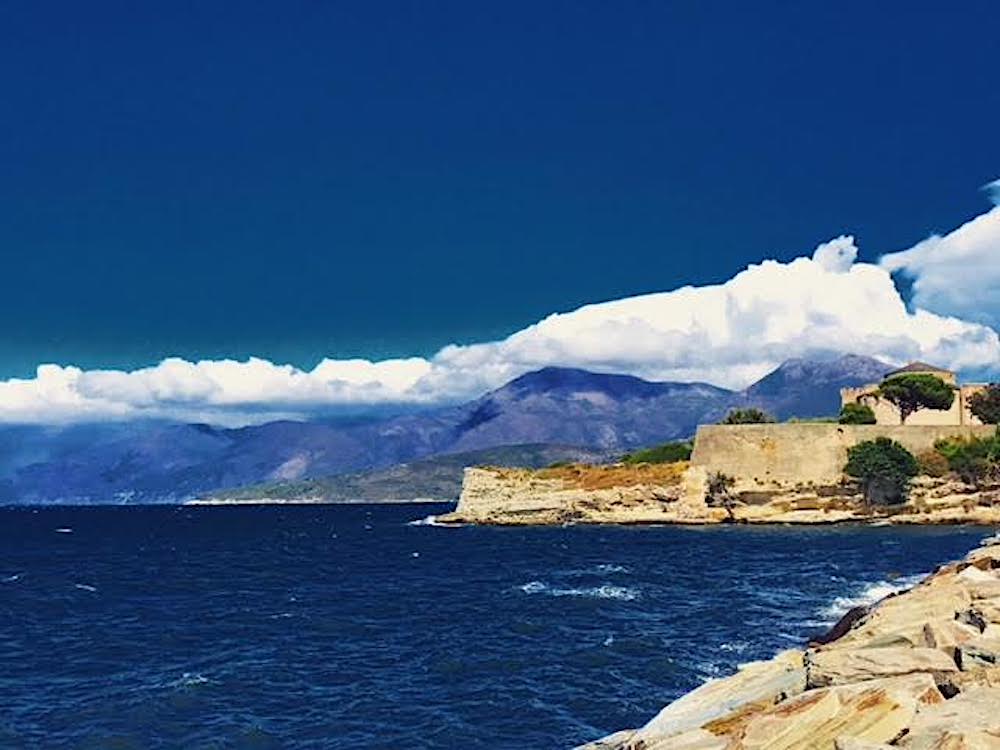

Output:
xmin=0 ymin=505 xmax=991 ymax=749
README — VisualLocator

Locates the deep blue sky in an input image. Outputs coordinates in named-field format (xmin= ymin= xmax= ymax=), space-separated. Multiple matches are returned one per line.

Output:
xmin=2 ymin=1 xmax=999 ymax=377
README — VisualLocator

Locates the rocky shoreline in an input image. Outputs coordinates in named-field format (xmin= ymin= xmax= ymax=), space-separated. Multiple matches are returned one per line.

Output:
xmin=577 ymin=533 xmax=1000 ymax=750
xmin=436 ymin=465 xmax=1000 ymax=527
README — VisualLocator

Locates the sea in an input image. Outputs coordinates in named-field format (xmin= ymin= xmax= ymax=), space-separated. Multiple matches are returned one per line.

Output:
xmin=0 ymin=504 xmax=991 ymax=749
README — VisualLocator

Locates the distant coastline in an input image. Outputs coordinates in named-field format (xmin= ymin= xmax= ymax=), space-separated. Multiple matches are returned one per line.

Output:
xmin=186 ymin=496 xmax=447 ymax=505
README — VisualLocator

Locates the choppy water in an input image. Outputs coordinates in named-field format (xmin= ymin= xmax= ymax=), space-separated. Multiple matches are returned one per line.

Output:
xmin=0 ymin=505 xmax=990 ymax=749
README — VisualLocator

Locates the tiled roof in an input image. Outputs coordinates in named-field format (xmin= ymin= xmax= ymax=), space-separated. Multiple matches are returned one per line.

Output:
xmin=885 ymin=361 xmax=953 ymax=377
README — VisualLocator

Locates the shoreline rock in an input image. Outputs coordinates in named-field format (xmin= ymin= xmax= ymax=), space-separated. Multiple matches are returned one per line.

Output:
xmin=576 ymin=534 xmax=1000 ymax=750
xmin=436 ymin=465 xmax=1000 ymax=527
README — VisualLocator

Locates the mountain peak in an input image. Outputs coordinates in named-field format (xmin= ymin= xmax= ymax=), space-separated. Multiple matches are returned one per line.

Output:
xmin=743 ymin=353 xmax=891 ymax=417
xmin=499 ymin=366 xmax=666 ymax=399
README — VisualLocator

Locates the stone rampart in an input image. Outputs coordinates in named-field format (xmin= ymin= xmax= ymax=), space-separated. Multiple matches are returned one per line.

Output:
xmin=691 ymin=423 xmax=997 ymax=483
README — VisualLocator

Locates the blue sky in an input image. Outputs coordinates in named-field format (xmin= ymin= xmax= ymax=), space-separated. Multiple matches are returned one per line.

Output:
xmin=1 ymin=2 xmax=999 ymax=424
xmin=2 ymin=1 xmax=999 ymax=375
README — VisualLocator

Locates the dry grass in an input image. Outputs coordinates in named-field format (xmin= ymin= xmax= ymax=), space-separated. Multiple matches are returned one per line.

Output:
xmin=535 ymin=461 xmax=689 ymax=490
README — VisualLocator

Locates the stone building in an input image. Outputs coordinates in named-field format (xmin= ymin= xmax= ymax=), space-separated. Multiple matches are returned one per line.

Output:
xmin=840 ymin=361 xmax=985 ymax=425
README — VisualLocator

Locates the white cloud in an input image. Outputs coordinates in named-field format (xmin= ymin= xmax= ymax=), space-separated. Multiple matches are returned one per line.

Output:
xmin=2 ymin=205 xmax=1000 ymax=426
xmin=880 ymin=202 xmax=1000 ymax=329
xmin=812 ymin=235 xmax=858 ymax=272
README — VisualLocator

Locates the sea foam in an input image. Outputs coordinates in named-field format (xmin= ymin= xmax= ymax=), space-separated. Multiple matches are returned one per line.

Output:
xmin=817 ymin=572 xmax=926 ymax=622
xmin=518 ymin=581 xmax=640 ymax=601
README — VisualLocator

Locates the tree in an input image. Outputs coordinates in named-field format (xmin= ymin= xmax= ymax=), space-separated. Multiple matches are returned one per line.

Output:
xmin=839 ymin=402 xmax=876 ymax=425
xmin=968 ymin=384 xmax=1000 ymax=425
xmin=876 ymin=374 xmax=954 ymax=424
xmin=721 ymin=408 xmax=775 ymax=425
xmin=705 ymin=471 xmax=737 ymax=521
xmin=844 ymin=437 xmax=919 ymax=506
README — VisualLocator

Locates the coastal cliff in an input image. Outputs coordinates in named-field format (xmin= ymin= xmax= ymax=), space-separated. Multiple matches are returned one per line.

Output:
xmin=436 ymin=424 xmax=1000 ymax=526
xmin=436 ymin=464 xmax=1000 ymax=526
xmin=576 ymin=534 xmax=1000 ymax=749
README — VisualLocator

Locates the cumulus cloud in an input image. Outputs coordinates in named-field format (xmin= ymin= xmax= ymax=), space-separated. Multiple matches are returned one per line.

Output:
xmin=812 ymin=235 xmax=858 ymax=272
xmin=3 ymin=203 xmax=1000 ymax=425
xmin=880 ymin=192 xmax=1000 ymax=329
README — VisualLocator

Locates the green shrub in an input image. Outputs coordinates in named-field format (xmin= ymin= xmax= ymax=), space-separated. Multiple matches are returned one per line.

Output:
xmin=844 ymin=437 xmax=919 ymax=506
xmin=968 ymin=384 xmax=1000 ymax=425
xmin=721 ymin=408 xmax=775 ymax=425
xmin=839 ymin=402 xmax=876 ymax=425
xmin=916 ymin=449 xmax=949 ymax=478
xmin=621 ymin=441 xmax=693 ymax=464
xmin=934 ymin=432 xmax=1000 ymax=487
xmin=876 ymin=374 xmax=954 ymax=424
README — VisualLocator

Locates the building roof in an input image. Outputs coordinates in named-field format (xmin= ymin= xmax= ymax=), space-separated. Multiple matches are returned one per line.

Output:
xmin=884 ymin=361 xmax=954 ymax=377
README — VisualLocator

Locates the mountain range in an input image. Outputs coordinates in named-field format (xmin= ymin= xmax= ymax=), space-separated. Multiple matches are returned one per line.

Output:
xmin=0 ymin=353 xmax=890 ymax=504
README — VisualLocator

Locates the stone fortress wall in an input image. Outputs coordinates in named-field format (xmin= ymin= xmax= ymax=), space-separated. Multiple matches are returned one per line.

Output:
xmin=690 ymin=423 xmax=996 ymax=484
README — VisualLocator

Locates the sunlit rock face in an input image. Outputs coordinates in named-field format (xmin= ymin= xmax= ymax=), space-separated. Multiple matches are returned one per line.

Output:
xmin=577 ymin=536 xmax=1000 ymax=750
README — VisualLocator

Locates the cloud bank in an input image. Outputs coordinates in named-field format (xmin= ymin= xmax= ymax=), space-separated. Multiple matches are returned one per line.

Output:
xmin=3 ymin=193 xmax=1000 ymax=425
xmin=880 ymin=183 xmax=1000 ymax=328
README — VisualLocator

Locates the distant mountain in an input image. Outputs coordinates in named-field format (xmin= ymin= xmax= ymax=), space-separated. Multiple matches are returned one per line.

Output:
xmin=201 ymin=444 xmax=617 ymax=504
xmin=743 ymin=354 xmax=890 ymax=420
xmin=0 ymin=354 xmax=890 ymax=504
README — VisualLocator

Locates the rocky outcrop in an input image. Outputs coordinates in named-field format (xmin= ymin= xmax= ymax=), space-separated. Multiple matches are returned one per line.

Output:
xmin=437 ymin=463 xmax=1000 ymax=526
xmin=576 ymin=535 xmax=1000 ymax=750
xmin=437 ymin=463 xmax=707 ymax=525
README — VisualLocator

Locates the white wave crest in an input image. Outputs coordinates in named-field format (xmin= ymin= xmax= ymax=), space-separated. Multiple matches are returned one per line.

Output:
xmin=171 ymin=672 xmax=211 ymax=688
xmin=818 ymin=573 xmax=926 ymax=622
xmin=517 ymin=581 xmax=640 ymax=601
xmin=407 ymin=514 xmax=460 ymax=527
xmin=593 ymin=564 xmax=631 ymax=574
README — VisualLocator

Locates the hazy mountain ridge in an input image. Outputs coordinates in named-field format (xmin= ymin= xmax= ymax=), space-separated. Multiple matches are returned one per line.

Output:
xmin=0 ymin=354 xmax=891 ymax=504
xmin=201 ymin=444 xmax=617 ymax=504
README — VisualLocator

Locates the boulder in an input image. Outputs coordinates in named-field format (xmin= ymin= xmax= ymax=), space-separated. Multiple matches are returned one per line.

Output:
xmin=963 ymin=579 xmax=1000 ymax=603
xmin=920 ymin=619 xmax=980 ymax=656
xmin=805 ymin=647 xmax=958 ymax=688
xmin=835 ymin=585 xmax=971 ymax=648
xmin=956 ymin=636 xmax=1000 ymax=672
xmin=898 ymin=686 xmax=1000 ymax=749
xmin=624 ymin=650 xmax=805 ymax=747
xmin=573 ymin=729 xmax=636 ymax=749
xmin=731 ymin=673 xmax=945 ymax=750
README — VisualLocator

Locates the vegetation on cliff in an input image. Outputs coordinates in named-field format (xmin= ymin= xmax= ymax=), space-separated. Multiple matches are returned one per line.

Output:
xmin=621 ymin=441 xmax=692 ymax=464
xmin=721 ymin=407 xmax=775 ymax=424
xmin=535 ymin=461 xmax=688 ymax=490
xmin=934 ymin=431 xmax=1000 ymax=487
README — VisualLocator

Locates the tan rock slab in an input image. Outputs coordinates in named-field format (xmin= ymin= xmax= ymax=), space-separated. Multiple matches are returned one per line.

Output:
xmin=806 ymin=646 xmax=959 ymax=688
xmin=625 ymin=650 xmax=804 ymax=747
xmin=898 ymin=686 xmax=1000 ymax=749
xmin=572 ymin=729 xmax=635 ymax=749
xmin=921 ymin=619 xmax=981 ymax=655
xmin=835 ymin=585 xmax=972 ymax=648
xmin=956 ymin=637 xmax=1000 ymax=672
xmin=730 ymin=674 xmax=945 ymax=750
xmin=833 ymin=739 xmax=894 ymax=750
xmin=644 ymin=728 xmax=728 ymax=749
